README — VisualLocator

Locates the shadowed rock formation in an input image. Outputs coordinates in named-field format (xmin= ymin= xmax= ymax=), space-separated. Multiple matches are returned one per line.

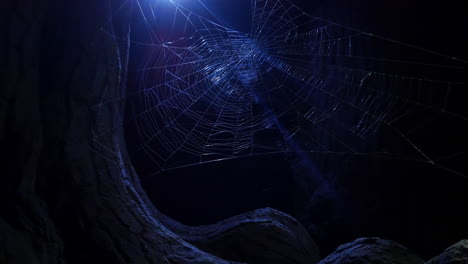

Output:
xmin=319 ymin=237 xmax=425 ymax=264
xmin=0 ymin=1 xmax=319 ymax=263
xmin=427 ymin=240 xmax=468 ymax=264
xmin=161 ymin=208 xmax=320 ymax=264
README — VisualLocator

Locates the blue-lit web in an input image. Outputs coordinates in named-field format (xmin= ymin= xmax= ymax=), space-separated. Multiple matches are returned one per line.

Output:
xmin=96 ymin=0 xmax=468 ymax=178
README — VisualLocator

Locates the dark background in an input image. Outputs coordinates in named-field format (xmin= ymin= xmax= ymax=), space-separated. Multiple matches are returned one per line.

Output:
xmin=125 ymin=0 xmax=468 ymax=260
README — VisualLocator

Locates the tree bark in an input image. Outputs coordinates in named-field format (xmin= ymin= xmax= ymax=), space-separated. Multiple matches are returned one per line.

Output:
xmin=0 ymin=1 xmax=319 ymax=263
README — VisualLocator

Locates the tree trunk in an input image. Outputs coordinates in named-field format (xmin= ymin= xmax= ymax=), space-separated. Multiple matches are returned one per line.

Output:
xmin=0 ymin=1 xmax=318 ymax=263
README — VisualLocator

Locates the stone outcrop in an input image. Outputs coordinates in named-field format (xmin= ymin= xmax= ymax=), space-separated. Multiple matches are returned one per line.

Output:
xmin=427 ymin=240 xmax=468 ymax=264
xmin=319 ymin=237 xmax=425 ymax=264
xmin=160 ymin=208 xmax=320 ymax=264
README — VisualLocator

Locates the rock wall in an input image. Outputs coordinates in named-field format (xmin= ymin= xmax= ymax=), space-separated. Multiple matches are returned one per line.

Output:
xmin=0 ymin=1 xmax=319 ymax=263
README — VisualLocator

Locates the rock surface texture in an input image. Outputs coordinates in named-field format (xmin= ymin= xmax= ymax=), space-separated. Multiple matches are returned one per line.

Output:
xmin=161 ymin=208 xmax=320 ymax=264
xmin=0 ymin=1 xmax=319 ymax=263
xmin=319 ymin=237 xmax=425 ymax=264
xmin=427 ymin=240 xmax=468 ymax=264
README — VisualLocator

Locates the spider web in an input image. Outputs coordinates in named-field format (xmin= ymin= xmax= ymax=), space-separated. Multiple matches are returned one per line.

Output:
xmin=95 ymin=0 xmax=468 ymax=178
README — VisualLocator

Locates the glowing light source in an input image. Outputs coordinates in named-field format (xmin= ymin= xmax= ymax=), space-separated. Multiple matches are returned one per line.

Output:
xmin=103 ymin=0 xmax=467 ymax=178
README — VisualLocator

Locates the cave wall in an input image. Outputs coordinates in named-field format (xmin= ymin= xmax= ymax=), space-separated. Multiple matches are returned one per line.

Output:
xmin=0 ymin=1 xmax=319 ymax=263
xmin=0 ymin=0 xmax=206 ymax=262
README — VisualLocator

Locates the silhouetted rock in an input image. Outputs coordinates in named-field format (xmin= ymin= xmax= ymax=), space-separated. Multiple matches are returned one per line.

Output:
xmin=161 ymin=207 xmax=320 ymax=264
xmin=427 ymin=240 xmax=468 ymax=264
xmin=319 ymin=237 xmax=424 ymax=264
